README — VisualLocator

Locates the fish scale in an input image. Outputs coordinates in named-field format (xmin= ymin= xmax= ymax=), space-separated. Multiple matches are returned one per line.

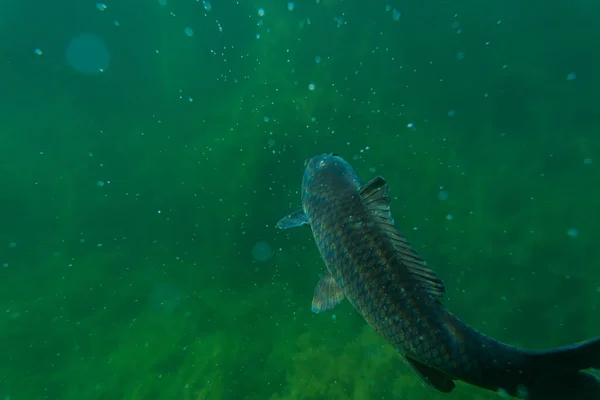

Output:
xmin=305 ymin=163 xmax=452 ymax=367
xmin=278 ymin=154 xmax=600 ymax=400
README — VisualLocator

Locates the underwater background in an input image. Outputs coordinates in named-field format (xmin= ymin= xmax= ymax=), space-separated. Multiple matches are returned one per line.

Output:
xmin=1 ymin=0 xmax=599 ymax=399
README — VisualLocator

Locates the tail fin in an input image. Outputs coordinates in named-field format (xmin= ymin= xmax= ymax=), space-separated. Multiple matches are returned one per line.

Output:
xmin=529 ymin=338 xmax=600 ymax=375
xmin=524 ymin=338 xmax=600 ymax=400
xmin=526 ymin=371 xmax=600 ymax=400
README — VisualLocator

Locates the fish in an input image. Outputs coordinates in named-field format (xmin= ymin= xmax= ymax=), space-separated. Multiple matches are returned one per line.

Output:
xmin=277 ymin=153 xmax=600 ymax=400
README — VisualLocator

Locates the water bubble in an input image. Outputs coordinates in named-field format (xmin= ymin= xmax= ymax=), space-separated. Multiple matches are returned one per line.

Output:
xmin=251 ymin=241 xmax=274 ymax=262
xmin=447 ymin=109 xmax=456 ymax=117
xmin=584 ymin=158 xmax=592 ymax=165
xmin=34 ymin=48 xmax=43 ymax=56
xmin=315 ymin=55 xmax=321 ymax=63
xmin=287 ymin=2 xmax=294 ymax=11
xmin=438 ymin=190 xmax=449 ymax=200
xmin=392 ymin=9 xmax=401 ymax=20
xmin=566 ymin=72 xmax=576 ymax=81
xmin=258 ymin=8 xmax=265 ymax=17
xmin=308 ymin=83 xmax=316 ymax=91
xmin=97 ymin=180 xmax=105 ymax=187
xmin=65 ymin=33 xmax=110 ymax=74
xmin=203 ymin=1 xmax=211 ymax=11
xmin=158 ymin=0 xmax=167 ymax=5
xmin=267 ymin=139 xmax=275 ymax=147
xmin=8 ymin=242 xmax=16 ymax=248
xmin=456 ymin=51 xmax=465 ymax=60
xmin=567 ymin=228 xmax=579 ymax=237
xmin=96 ymin=3 xmax=107 ymax=11
xmin=385 ymin=4 xmax=392 ymax=12
xmin=185 ymin=26 xmax=194 ymax=36
xmin=446 ymin=214 xmax=453 ymax=220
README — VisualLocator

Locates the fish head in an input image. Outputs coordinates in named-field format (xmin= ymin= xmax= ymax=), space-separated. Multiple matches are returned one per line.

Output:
xmin=303 ymin=153 xmax=346 ymax=189
xmin=305 ymin=153 xmax=343 ymax=173
xmin=301 ymin=153 xmax=362 ymax=202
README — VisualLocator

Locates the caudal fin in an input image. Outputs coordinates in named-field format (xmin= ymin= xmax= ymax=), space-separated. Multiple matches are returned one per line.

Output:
xmin=524 ymin=338 xmax=600 ymax=400
xmin=530 ymin=337 xmax=600 ymax=375
xmin=526 ymin=371 xmax=600 ymax=400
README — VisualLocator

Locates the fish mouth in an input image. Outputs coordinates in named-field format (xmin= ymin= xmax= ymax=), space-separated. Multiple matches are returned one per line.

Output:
xmin=305 ymin=153 xmax=343 ymax=171
xmin=306 ymin=152 xmax=340 ymax=162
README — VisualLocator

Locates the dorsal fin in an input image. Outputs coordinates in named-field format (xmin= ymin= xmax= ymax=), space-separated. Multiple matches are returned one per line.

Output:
xmin=359 ymin=176 xmax=446 ymax=299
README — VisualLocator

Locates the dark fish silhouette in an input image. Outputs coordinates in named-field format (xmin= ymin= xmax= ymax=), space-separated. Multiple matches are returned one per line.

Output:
xmin=277 ymin=153 xmax=600 ymax=400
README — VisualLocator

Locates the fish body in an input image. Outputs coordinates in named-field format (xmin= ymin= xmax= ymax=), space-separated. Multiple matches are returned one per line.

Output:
xmin=277 ymin=154 xmax=600 ymax=399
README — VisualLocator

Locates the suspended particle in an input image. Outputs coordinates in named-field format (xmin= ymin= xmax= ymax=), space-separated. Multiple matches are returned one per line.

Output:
xmin=252 ymin=241 xmax=274 ymax=262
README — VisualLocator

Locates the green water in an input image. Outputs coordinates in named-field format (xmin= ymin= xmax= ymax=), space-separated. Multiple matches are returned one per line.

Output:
xmin=1 ymin=0 xmax=599 ymax=399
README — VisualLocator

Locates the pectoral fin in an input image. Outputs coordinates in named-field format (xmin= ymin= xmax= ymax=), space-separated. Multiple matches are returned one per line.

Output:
xmin=311 ymin=272 xmax=345 ymax=313
xmin=405 ymin=357 xmax=455 ymax=393
xmin=277 ymin=209 xmax=308 ymax=229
